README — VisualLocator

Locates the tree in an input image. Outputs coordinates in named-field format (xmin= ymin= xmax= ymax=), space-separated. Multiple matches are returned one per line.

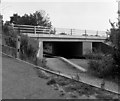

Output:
xmin=10 ymin=14 xmax=21 ymax=24
xmin=108 ymin=18 xmax=120 ymax=76
xmin=10 ymin=10 xmax=52 ymax=27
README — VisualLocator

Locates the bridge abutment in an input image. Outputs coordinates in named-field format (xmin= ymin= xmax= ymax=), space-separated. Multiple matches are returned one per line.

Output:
xmin=37 ymin=41 xmax=43 ymax=59
xmin=82 ymin=41 xmax=92 ymax=55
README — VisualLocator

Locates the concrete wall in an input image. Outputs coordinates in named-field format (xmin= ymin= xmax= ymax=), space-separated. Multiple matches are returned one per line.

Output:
xmin=37 ymin=41 xmax=43 ymax=59
xmin=82 ymin=41 xmax=92 ymax=55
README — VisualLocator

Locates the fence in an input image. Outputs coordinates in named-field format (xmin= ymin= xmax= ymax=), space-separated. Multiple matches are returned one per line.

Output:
xmin=11 ymin=24 xmax=107 ymax=37
xmin=55 ymin=28 xmax=107 ymax=37
xmin=12 ymin=24 xmax=52 ymax=34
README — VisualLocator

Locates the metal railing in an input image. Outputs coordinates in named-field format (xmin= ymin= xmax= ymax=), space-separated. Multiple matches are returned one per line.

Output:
xmin=12 ymin=24 xmax=51 ymax=34
xmin=12 ymin=24 xmax=107 ymax=37
xmin=55 ymin=27 xmax=107 ymax=37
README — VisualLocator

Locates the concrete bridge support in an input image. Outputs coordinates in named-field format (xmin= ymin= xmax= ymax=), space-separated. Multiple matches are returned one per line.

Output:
xmin=37 ymin=41 xmax=43 ymax=59
xmin=82 ymin=41 xmax=92 ymax=55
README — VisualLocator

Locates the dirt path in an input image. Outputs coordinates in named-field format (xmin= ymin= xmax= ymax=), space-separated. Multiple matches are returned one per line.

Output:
xmin=2 ymin=54 xmax=65 ymax=99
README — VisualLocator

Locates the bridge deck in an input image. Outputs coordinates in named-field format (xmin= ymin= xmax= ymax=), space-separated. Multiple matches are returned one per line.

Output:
xmin=24 ymin=33 xmax=106 ymax=42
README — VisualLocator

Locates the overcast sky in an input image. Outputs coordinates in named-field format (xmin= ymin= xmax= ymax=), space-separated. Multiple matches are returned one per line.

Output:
xmin=1 ymin=0 xmax=118 ymax=31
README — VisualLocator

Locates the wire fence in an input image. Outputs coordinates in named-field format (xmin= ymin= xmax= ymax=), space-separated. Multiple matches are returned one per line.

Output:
xmin=55 ymin=28 xmax=107 ymax=37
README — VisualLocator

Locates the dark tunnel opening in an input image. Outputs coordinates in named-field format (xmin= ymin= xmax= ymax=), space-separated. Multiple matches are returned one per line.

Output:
xmin=44 ymin=42 xmax=83 ymax=59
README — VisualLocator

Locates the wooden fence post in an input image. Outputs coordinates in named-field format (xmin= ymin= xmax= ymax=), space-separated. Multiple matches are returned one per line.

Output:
xmin=16 ymin=35 xmax=21 ymax=58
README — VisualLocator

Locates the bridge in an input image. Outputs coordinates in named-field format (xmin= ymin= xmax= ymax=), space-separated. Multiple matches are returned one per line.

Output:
xmin=12 ymin=24 xmax=110 ymax=59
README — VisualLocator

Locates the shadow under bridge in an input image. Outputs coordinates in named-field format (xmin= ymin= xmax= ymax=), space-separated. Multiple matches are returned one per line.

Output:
xmin=43 ymin=42 xmax=83 ymax=58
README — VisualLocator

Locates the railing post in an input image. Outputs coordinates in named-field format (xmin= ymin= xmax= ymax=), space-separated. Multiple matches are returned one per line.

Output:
xmin=16 ymin=35 xmax=21 ymax=58
xmin=11 ymin=23 xmax=14 ymax=29
xmin=70 ymin=29 xmax=72 ymax=35
xmin=34 ymin=26 xmax=36 ymax=34
xmin=96 ymin=30 xmax=98 ymax=36
xmin=85 ymin=30 xmax=87 ymax=36
xmin=54 ymin=28 xmax=56 ymax=34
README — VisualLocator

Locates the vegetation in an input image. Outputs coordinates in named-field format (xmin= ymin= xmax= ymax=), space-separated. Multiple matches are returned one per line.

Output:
xmin=88 ymin=54 xmax=114 ymax=78
xmin=19 ymin=35 xmax=38 ymax=61
xmin=86 ymin=16 xmax=120 ymax=79
xmin=2 ymin=22 xmax=47 ymax=66
xmin=46 ymin=75 xmax=116 ymax=99
xmin=108 ymin=19 xmax=120 ymax=77
xmin=2 ymin=10 xmax=53 ymax=66
xmin=2 ymin=22 xmax=17 ymax=48
xmin=10 ymin=10 xmax=51 ymax=27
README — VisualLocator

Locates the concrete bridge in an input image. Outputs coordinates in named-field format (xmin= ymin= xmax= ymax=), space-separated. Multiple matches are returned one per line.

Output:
xmin=26 ymin=33 xmax=110 ymax=59
xmin=13 ymin=24 xmax=110 ymax=59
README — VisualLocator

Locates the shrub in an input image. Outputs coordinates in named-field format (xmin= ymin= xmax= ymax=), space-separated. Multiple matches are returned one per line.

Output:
xmin=84 ymin=52 xmax=104 ymax=60
xmin=20 ymin=35 xmax=37 ymax=61
xmin=88 ymin=54 xmax=114 ymax=78
xmin=47 ymin=78 xmax=56 ymax=85
xmin=2 ymin=24 xmax=18 ymax=48
xmin=112 ymin=48 xmax=120 ymax=77
xmin=2 ymin=24 xmax=47 ymax=68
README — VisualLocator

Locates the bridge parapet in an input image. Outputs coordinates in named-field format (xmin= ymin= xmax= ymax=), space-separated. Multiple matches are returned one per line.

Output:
xmin=55 ymin=28 xmax=107 ymax=37
xmin=12 ymin=24 xmax=107 ymax=37
xmin=25 ymin=33 xmax=106 ymax=39
xmin=25 ymin=34 xmax=106 ymax=42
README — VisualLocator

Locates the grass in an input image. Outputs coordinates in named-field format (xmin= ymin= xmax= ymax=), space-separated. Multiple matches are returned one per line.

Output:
xmin=34 ymin=67 xmax=50 ymax=79
xmin=2 ymin=51 xmax=118 ymax=99
xmin=70 ymin=58 xmax=120 ymax=85
xmin=46 ymin=75 xmax=117 ymax=99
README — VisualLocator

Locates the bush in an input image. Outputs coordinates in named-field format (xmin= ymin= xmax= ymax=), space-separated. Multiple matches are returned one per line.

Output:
xmin=20 ymin=35 xmax=37 ymax=61
xmin=2 ymin=24 xmax=18 ymax=48
xmin=2 ymin=24 xmax=47 ymax=68
xmin=84 ymin=52 xmax=104 ymax=60
xmin=88 ymin=54 xmax=114 ymax=78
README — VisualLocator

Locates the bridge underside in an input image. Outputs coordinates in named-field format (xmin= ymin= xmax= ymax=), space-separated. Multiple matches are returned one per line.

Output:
xmin=44 ymin=42 xmax=83 ymax=58
xmin=43 ymin=41 xmax=112 ymax=59
xmin=92 ymin=42 xmax=112 ymax=54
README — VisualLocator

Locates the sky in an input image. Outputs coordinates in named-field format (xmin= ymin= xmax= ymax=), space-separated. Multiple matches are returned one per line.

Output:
xmin=1 ymin=0 xmax=118 ymax=31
